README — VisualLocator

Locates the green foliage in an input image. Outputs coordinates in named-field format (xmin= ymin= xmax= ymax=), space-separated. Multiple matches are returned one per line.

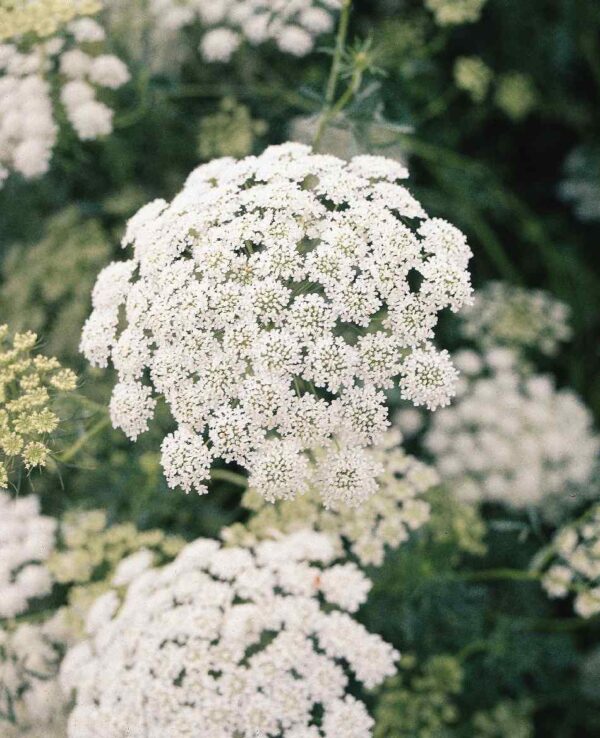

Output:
xmin=198 ymin=97 xmax=267 ymax=160
xmin=375 ymin=654 xmax=464 ymax=738
xmin=0 ymin=207 xmax=111 ymax=364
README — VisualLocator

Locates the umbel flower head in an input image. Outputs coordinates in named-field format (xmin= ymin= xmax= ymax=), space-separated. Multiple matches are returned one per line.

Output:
xmin=0 ymin=616 xmax=69 ymax=738
xmin=424 ymin=0 xmax=487 ymax=26
xmin=61 ymin=530 xmax=399 ymax=738
xmin=81 ymin=143 xmax=473 ymax=505
xmin=105 ymin=0 xmax=342 ymax=69
xmin=0 ymin=325 xmax=77 ymax=486
xmin=197 ymin=0 xmax=342 ymax=62
xmin=539 ymin=504 xmax=600 ymax=619
xmin=0 ymin=0 xmax=101 ymax=41
xmin=224 ymin=429 xmax=437 ymax=566
xmin=0 ymin=13 xmax=129 ymax=186
xmin=0 ymin=491 xmax=56 ymax=619
xmin=424 ymin=349 xmax=600 ymax=517
xmin=460 ymin=281 xmax=572 ymax=357
xmin=0 ymin=504 xmax=184 ymax=735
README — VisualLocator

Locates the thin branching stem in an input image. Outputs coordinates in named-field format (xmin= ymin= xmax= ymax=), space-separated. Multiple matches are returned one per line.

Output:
xmin=313 ymin=0 xmax=353 ymax=150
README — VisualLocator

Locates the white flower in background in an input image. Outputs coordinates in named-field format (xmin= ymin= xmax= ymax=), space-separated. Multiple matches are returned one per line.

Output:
xmin=81 ymin=143 xmax=473 ymax=504
xmin=61 ymin=531 xmax=399 ymax=738
xmin=196 ymin=0 xmax=343 ymax=62
xmin=0 ymin=492 xmax=56 ymax=619
xmin=0 ymin=507 xmax=184 ymax=735
xmin=540 ymin=505 xmax=600 ymax=619
xmin=460 ymin=282 xmax=572 ymax=356
xmin=224 ymin=429 xmax=438 ymax=567
xmin=0 ymin=614 xmax=69 ymax=737
xmin=559 ymin=145 xmax=600 ymax=223
xmin=424 ymin=0 xmax=488 ymax=25
xmin=0 ymin=16 xmax=129 ymax=186
xmin=423 ymin=349 xmax=600 ymax=516
xmin=106 ymin=0 xmax=341 ymax=69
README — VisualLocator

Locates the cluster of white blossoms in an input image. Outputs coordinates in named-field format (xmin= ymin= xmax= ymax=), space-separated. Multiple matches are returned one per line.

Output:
xmin=540 ymin=505 xmax=600 ymax=619
xmin=0 ymin=611 xmax=71 ymax=735
xmin=0 ymin=15 xmax=129 ymax=186
xmin=424 ymin=0 xmax=487 ymax=26
xmin=225 ymin=429 xmax=437 ymax=566
xmin=0 ymin=492 xmax=56 ymax=619
xmin=195 ymin=0 xmax=342 ymax=63
xmin=424 ymin=349 xmax=600 ymax=515
xmin=0 ymin=507 xmax=185 ymax=735
xmin=460 ymin=282 xmax=572 ymax=356
xmin=81 ymin=143 xmax=473 ymax=505
xmin=61 ymin=530 xmax=399 ymax=738
xmin=106 ymin=0 xmax=341 ymax=67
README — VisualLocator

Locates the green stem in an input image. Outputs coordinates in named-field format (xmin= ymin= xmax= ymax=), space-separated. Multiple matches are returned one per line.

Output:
xmin=325 ymin=0 xmax=352 ymax=105
xmin=73 ymin=394 xmax=110 ymax=414
xmin=210 ymin=469 xmax=248 ymax=488
xmin=57 ymin=416 xmax=111 ymax=465
xmin=451 ymin=568 xmax=541 ymax=584
xmin=457 ymin=639 xmax=490 ymax=662
xmin=313 ymin=0 xmax=353 ymax=150
xmin=521 ymin=616 xmax=596 ymax=633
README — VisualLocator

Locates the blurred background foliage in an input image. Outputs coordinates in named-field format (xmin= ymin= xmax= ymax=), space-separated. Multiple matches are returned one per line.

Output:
xmin=0 ymin=1 xmax=599 ymax=735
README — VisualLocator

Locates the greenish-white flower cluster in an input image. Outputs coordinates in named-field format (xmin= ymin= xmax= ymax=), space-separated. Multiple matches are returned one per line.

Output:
xmin=0 ymin=325 xmax=77 ymax=487
xmin=541 ymin=505 xmax=600 ymax=619
xmin=0 ymin=0 xmax=101 ymax=41
xmin=0 ymin=503 xmax=184 ymax=734
xmin=424 ymin=0 xmax=487 ymax=26
xmin=224 ymin=429 xmax=437 ymax=566
xmin=460 ymin=281 xmax=572 ymax=357
xmin=454 ymin=56 xmax=493 ymax=103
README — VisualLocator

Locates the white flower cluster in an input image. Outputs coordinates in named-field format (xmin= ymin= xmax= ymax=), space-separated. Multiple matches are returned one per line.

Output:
xmin=424 ymin=0 xmax=487 ymax=26
xmin=225 ymin=429 xmax=437 ymax=566
xmin=0 ymin=611 xmax=71 ymax=735
xmin=460 ymin=282 xmax=572 ymax=356
xmin=559 ymin=145 xmax=600 ymax=222
xmin=107 ymin=0 xmax=341 ymax=67
xmin=61 ymin=531 xmax=399 ymax=738
xmin=541 ymin=505 xmax=600 ymax=619
xmin=199 ymin=0 xmax=342 ymax=62
xmin=424 ymin=349 xmax=600 ymax=514
xmin=0 ymin=492 xmax=56 ymax=619
xmin=0 ymin=16 xmax=129 ymax=186
xmin=81 ymin=143 xmax=472 ymax=505
xmin=172 ymin=0 xmax=342 ymax=63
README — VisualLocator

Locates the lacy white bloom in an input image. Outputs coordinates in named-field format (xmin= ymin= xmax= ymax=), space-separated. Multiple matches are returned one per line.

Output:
xmin=0 ymin=15 xmax=128 ymax=186
xmin=540 ymin=505 xmax=600 ymax=619
xmin=61 ymin=531 xmax=399 ymax=738
xmin=0 ymin=492 xmax=56 ymax=619
xmin=424 ymin=349 xmax=600 ymax=515
xmin=225 ymin=429 xmax=437 ymax=566
xmin=106 ymin=0 xmax=340 ymax=69
xmin=424 ymin=0 xmax=487 ymax=25
xmin=195 ymin=0 xmax=342 ymax=62
xmin=81 ymin=143 xmax=472 ymax=504
xmin=0 ymin=614 xmax=70 ymax=735
xmin=0 ymin=507 xmax=183 ymax=735
xmin=460 ymin=282 xmax=572 ymax=356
